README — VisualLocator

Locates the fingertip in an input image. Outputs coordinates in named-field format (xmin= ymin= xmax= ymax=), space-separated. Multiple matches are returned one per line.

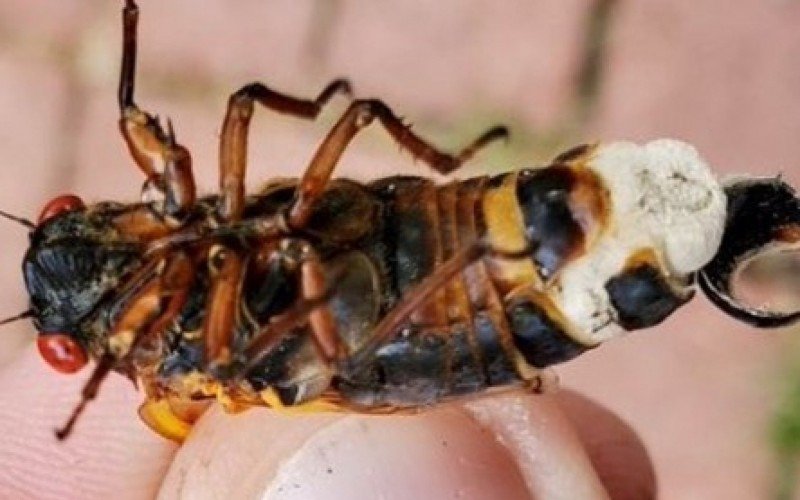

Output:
xmin=160 ymin=405 xmax=342 ymax=498
xmin=556 ymin=390 xmax=657 ymax=500
xmin=162 ymin=391 xmax=626 ymax=500
xmin=462 ymin=392 xmax=610 ymax=500
xmin=162 ymin=404 xmax=533 ymax=499
xmin=0 ymin=344 xmax=177 ymax=499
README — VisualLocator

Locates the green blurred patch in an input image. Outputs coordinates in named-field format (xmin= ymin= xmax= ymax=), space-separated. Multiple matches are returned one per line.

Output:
xmin=771 ymin=332 xmax=800 ymax=500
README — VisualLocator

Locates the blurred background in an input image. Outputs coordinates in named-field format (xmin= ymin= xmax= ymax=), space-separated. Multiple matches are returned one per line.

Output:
xmin=0 ymin=0 xmax=799 ymax=498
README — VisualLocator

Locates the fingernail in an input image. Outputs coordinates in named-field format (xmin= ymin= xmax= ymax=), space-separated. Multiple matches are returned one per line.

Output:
xmin=463 ymin=392 xmax=610 ymax=500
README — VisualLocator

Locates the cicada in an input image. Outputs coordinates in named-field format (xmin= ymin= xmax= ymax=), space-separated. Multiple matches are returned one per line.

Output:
xmin=9 ymin=0 xmax=800 ymax=442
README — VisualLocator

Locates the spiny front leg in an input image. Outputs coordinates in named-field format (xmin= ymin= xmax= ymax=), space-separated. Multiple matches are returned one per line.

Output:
xmin=55 ymin=251 xmax=195 ymax=440
xmin=288 ymin=99 xmax=508 ymax=228
xmin=217 ymin=80 xmax=352 ymax=222
xmin=117 ymin=0 xmax=195 ymax=222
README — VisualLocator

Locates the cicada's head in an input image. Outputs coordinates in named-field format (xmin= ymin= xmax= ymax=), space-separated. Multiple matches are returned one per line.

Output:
xmin=22 ymin=195 xmax=141 ymax=373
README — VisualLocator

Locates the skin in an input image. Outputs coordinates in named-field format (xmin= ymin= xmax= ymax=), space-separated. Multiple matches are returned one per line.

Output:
xmin=0 ymin=343 xmax=655 ymax=499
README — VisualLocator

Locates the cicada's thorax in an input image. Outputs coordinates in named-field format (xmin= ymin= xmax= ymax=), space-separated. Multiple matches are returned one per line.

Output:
xmin=141 ymin=139 xmax=727 ymax=411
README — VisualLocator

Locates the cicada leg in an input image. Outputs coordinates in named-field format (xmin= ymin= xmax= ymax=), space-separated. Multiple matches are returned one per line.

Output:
xmin=299 ymin=251 xmax=340 ymax=361
xmin=207 ymin=78 xmax=353 ymax=351
xmin=54 ymin=355 xmax=115 ymax=440
xmin=200 ymin=239 xmax=338 ymax=373
xmin=341 ymin=241 xmax=492 ymax=373
xmin=54 ymin=251 xmax=195 ymax=440
xmin=104 ymin=251 xmax=194 ymax=361
xmin=523 ymin=368 xmax=560 ymax=394
xmin=343 ymin=241 xmax=535 ymax=375
xmin=237 ymin=243 xmax=340 ymax=375
xmin=237 ymin=294 xmax=331 ymax=377
xmin=287 ymin=99 xmax=509 ymax=228
xmin=118 ymin=0 xmax=196 ymax=223
xmin=202 ymin=245 xmax=245 ymax=367
xmin=217 ymin=80 xmax=352 ymax=222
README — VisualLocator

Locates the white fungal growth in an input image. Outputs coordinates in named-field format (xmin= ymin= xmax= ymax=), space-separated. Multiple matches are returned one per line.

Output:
xmin=556 ymin=139 xmax=727 ymax=344
xmin=595 ymin=139 xmax=728 ymax=274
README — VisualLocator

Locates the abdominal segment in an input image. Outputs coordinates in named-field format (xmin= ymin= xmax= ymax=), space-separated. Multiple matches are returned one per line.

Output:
xmin=150 ymin=141 xmax=721 ymax=411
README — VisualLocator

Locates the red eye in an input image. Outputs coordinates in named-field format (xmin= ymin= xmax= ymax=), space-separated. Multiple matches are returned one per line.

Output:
xmin=38 ymin=194 xmax=85 ymax=225
xmin=37 ymin=333 xmax=88 ymax=374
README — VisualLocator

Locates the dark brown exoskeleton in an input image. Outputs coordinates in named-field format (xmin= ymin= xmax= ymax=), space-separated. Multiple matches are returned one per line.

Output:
xmin=10 ymin=1 xmax=800 ymax=441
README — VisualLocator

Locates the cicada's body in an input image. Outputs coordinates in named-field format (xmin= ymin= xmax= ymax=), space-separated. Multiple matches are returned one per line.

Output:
xmin=15 ymin=1 xmax=800 ymax=442
xmin=138 ymin=140 xmax=722 ymax=415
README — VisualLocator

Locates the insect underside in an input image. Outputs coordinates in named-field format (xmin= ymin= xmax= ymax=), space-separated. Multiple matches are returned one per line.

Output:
xmin=12 ymin=1 xmax=800 ymax=442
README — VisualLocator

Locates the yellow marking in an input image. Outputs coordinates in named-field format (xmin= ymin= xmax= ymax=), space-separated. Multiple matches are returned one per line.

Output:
xmin=260 ymin=387 xmax=343 ymax=414
xmin=138 ymin=399 xmax=193 ymax=443
xmin=626 ymin=247 xmax=660 ymax=268
xmin=167 ymin=396 xmax=211 ymax=423
xmin=215 ymin=387 xmax=254 ymax=414
xmin=107 ymin=329 xmax=136 ymax=358
xmin=557 ymin=143 xmax=599 ymax=169
xmin=481 ymin=173 xmax=538 ymax=293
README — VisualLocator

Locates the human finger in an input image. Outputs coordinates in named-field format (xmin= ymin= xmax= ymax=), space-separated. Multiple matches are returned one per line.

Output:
xmin=159 ymin=391 xmax=611 ymax=499
xmin=0 ymin=344 xmax=177 ymax=499
xmin=554 ymin=391 xmax=656 ymax=500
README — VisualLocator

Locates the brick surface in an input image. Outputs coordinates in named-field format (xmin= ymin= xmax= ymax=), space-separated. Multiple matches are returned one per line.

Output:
xmin=0 ymin=1 xmax=798 ymax=498
xmin=593 ymin=0 xmax=800 ymax=180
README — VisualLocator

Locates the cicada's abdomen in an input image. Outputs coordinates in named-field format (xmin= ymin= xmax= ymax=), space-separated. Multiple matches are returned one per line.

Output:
xmin=335 ymin=176 xmax=519 ymax=407
xmin=490 ymin=139 xmax=726 ymax=368
xmin=699 ymin=178 xmax=800 ymax=327
xmin=165 ymin=139 xmax=729 ymax=411
xmin=333 ymin=140 xmax=729 ymax=407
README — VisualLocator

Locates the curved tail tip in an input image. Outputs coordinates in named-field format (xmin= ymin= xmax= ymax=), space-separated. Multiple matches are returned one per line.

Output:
xmin=699 ymin=177 xmax=800 ymax=328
